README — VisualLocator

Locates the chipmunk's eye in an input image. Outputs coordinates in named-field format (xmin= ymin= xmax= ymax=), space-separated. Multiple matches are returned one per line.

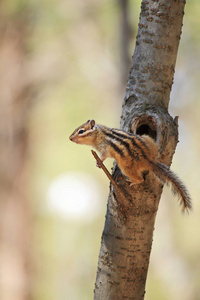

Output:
xmin=78 ymin=129 xmax=85 ymax=135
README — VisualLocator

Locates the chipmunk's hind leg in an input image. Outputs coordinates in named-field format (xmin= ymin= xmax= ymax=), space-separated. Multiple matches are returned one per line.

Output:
xmin=126 ymin=173 xmax=144 ymax=186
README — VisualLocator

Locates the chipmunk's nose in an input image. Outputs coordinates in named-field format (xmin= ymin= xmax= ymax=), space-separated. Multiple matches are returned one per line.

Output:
xmin=69 ymin=135 xmax=73 ymax=141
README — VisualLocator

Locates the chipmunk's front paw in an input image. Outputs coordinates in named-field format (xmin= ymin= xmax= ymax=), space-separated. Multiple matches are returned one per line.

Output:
xmin=96 ymin=161 xmax=101 ymax=168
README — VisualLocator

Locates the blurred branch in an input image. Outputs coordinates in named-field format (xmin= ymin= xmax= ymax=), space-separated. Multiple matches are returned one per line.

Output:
xmin=91 ymin=150 xmax=116 ymax=187
xmin=119 ymin=0 xmax=133 ymax=87
xmin=91 ymin=150 xmax=129 ymax=209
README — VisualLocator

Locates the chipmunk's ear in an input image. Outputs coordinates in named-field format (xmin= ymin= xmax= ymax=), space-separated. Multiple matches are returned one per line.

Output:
xmin=90 ymin=119 xmax=95 ymax=129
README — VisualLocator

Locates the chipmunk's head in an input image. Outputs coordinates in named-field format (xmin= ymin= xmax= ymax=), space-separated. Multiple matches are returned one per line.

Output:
xmin=69 ymin=119 xmax=97 ymax=145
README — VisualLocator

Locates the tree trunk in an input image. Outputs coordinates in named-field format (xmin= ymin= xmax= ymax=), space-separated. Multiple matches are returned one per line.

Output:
xmin=94 ymin=0 xmax=185 ymax=299
xmin=0 ymin=10 xmax=32 ymax=300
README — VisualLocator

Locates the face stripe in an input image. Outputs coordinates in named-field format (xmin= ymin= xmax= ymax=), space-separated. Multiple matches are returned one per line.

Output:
xmin=79 ymin=130 xmax=93 ymax=138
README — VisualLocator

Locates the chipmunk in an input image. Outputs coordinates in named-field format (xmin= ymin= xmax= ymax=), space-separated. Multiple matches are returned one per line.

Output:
xmin=69 ymin=119 xmax=192 ymax=211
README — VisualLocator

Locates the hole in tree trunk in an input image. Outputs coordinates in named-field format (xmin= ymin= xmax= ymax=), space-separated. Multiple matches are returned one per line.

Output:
xmin=132 ymin=117 xmax=157 ymax=141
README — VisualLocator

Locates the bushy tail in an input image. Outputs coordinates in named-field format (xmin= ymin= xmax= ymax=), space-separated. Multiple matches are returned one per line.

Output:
xmin=150 ymin=161 xmax=192 ymax=212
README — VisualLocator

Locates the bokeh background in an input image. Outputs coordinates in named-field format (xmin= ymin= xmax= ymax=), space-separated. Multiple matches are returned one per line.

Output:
xmin=0 ymin=0 xmax=200 ymax=299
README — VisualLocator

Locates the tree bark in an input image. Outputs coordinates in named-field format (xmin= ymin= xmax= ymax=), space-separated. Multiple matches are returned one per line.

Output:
xmin=94 ymin=0 xmax=186 ymax=299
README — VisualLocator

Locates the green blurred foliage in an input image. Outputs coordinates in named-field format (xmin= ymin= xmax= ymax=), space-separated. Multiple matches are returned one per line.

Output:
xmin=2 ymin=0 xmax=200 ymax=299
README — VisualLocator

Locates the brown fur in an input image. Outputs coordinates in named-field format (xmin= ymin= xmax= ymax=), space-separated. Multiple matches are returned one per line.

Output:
xmin=69 ymin=120 xmax=192 ymax=211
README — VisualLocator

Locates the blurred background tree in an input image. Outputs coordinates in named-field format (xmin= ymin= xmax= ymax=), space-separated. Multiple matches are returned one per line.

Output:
xmin=0 ymin=0 xmax=199 ymax=300
xmin=0 ymin=1 xmax=34 ymax=299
